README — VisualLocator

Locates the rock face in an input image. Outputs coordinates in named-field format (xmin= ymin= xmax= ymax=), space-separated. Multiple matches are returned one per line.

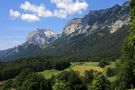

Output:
xmin=62 ymin=2 xmax=130 ymax=38
xmin=25 ymin=29 xmax=59 ymax=45
xmin=62 ymin=18 xmax=81 ymax=36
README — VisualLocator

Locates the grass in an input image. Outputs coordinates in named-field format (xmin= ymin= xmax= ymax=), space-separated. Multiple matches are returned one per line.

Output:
xmin=104 ymin=62 xmax=117 ymax=82
xmin=39 ymin=62 xmax=118 ymax=82
xmin=107 ymin=76 xmax=116 ymax=82
xmin=72 ymin=65 xmax=103 ymax=76
xmin=39 ymin=69 xmax=62 ymax=79
xmin=40 ymin=62 xmax=103 ymax=78
xmin=71 ymin=62 xmax=99 ymax=67
xmin=105 ymin=62 xmax=116 ymax=68
xmin=70 ymin=62 xmax=103 ymax=76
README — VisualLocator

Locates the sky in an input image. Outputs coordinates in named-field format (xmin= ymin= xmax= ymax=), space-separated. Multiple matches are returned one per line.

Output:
xmin=0 ymin=0 xmax=128 ymax=50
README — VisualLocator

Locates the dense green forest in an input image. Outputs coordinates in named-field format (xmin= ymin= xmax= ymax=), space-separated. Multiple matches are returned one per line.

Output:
xmin=0 ymin=56 xmax=71 ymax=80
xmin=0 ymin=0 xmax=135 ymax=90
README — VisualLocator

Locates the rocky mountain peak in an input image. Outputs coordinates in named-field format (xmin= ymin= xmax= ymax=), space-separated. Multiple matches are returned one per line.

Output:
xmin=25 ymin=29 xmax=59 ymax=45
xmin=122 ymin=1 xmax=130 ymax=7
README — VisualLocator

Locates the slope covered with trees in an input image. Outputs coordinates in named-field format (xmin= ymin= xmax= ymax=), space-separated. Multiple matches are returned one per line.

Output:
xmin=116 ymin=0 xmax=135 ymax=89
xmin=0 ymin=56 xmax=71 ymax=80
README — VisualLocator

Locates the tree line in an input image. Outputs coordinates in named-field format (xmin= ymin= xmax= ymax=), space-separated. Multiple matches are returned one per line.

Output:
xmin=0 ymin=56 xmax=71 ymax=80
xmin=1 ymin=69 xmax=111 ymax=90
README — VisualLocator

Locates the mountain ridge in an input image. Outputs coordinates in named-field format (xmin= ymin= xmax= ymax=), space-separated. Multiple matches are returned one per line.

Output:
xmin=42 ymin=1 xmax=130 ymax=58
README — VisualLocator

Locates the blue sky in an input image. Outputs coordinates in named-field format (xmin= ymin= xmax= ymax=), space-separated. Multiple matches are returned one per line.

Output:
xmin=0 ymin=0 xmax=128 ymax=50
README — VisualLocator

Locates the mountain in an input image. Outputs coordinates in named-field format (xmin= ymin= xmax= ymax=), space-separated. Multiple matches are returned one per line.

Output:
xmin=0 ymin=1 xmax=130 ymax=61
xmin=62 ymin=3 xmax=129 ymax=37
xmin=0 ymin=29 xmax=60 ymax=61
xmin=25 ymin=29 xmax=60 ymax=46
xmin=43 ymin=1 xmax=130 ymax=58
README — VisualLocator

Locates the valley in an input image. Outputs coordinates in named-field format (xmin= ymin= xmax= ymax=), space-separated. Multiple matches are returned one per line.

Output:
xmin=0 ymin=0 xmax=135 ymax=90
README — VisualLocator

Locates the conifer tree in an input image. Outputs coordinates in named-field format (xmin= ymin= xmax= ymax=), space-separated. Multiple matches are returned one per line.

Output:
xmin=116 ymin=0 xmax=135 ymax=89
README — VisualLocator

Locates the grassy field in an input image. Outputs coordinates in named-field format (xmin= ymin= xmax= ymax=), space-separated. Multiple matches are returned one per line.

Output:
xmin=107 ymin=76 xmax=116 ymax=82
xmin=70 ymin=62 xmax=103 ymax=76
xmin=39 ymin=61 xmax=117 ymax=82
xmin=72 ymin=65 xmax=103 ymax=76
xmin=71 ymin=62 xmax=99 ymax=67
xmin=39 ymin=62 xmax=104 ymax=78
xmin=39 ymin=69 xmax=62 ymax=79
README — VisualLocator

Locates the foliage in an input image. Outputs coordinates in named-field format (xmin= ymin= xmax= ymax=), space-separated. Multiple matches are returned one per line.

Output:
xmin=39 ymin=70 xmax=62 ymax=79
xmin=115 ymin=0 xmax=135 ymax=89
xmin=116 ymin=60 xmax=135 ymax=89
xmin=52 ymin=80 xmax=71 ymax=90
xmin=0 ymin=56 xmax=71 ymax=80
xmin=106 ymin=67 xmax=116 ymax=77
xmin=98 ymin=60 xmax=110 ymax=68
xmin=1 ymin=79 xmax=13 ymax=90
xmin=82 ymin=70 xmax=94 ymax=85
xmin=13 ymin=68 xmax=34 ymax=88
xmin=56 ymin=70 xmax=86 ymax=90
xmin=21 ymin=73 xmax=51 ymax=90
xmin=88 ymin=73 xmax=110 ymax=90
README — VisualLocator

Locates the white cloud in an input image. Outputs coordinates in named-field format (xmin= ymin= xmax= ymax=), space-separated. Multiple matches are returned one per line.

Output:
xmin=51 ymin=0 xmax=88 ymax=16
xmin=20 ymin=1 xmax=53 ymax=17
xmin=54 ymin=9 xmax=67 ymax=18
xmin=21 ymin=14 xmax=40 ymax=22
xmin=9 ymin=0 xmax=88 ymax=22
xmin=9 ymin=9 xmax=21 ymax=19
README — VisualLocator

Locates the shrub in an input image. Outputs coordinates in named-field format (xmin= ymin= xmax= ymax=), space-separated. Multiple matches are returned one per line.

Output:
xmin=98 ymin=60 xmax=110 ymax=68
xmin=106 ymin=67 xmax=116 ymax=77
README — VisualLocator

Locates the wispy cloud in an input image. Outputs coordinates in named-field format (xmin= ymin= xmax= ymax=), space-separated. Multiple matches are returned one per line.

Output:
xmin=21 ymin=13 xmax=40 ymax=22
xmin=51 ymin=0 xmax=88 ymax=18
xmin=9 ymin=0 xmax=88 ymax=22
xmin=9 ymin=9 xmax=21 ymax=19
xmin=10 ymin=9 xmax=40 ymax=22
xmin=20 ymin=1 xmax=53 ymax=17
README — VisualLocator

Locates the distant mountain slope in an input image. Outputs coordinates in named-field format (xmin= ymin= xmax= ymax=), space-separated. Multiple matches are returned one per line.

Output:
xmin=25 ymin=29 xmax=60 ymax=45
xmin=0 ymin=29 xmax=59 ymax=61
xmin=0 ymin=1 xmax=130 ymax=61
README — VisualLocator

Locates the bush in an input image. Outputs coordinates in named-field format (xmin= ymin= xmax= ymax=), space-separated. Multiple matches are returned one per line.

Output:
xmin=98 ymin=60 xmax=110 ymax=68
xmin=1 ymin=79 xmax=13 ymax=90
xmin=83 ymin=70 xmax=94 ymax=85
xmin=89 ymin=73 xmax=110 ymax=90
xmin=56 ymin=70 xmax=86 ymax=90
xmin=106 ymin=67 xmax=116 ymax=77
xmin=52 ymin=80 xmax=71 ymax=90
xmin=21 ymin=73 xmax=51 ymax=90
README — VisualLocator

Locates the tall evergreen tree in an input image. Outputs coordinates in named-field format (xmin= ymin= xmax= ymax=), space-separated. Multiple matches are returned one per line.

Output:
xmin=124 ymin=0 xmax=135 ymax=60
xmin=116 ymin=0 xmax=135 ymax=89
